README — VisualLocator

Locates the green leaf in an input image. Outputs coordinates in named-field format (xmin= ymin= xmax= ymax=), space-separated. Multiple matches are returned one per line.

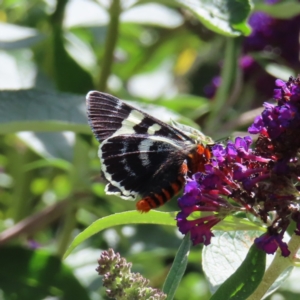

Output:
xmin=136 ymin=0 xmax=252 ymax=36
xmin=162 ymin=233 xmax=192 ymax=300
xmin=202 ymin=231 xmax=292 ymax=299
xmin=116 ymin=22 xmax=202 ymax=79
xmin=17 ymin=132 xmax=75 ymax=162
xmin=130 ymin=100 xmax=201 ymax=128
xmin=203 ymin=231 xmax=264 ymax=296
xmin=215 ymin=215 xmax=266 ymax=232
xmin=0 ymin=23 xmax=44 ymax=50
xmin=264 ymin=63 xmax=296 ymax=81
xmin=63 ymin=210 xmax=177 ymax=259
xmin=52 ymin=26 xmax=94 ymax=93
xmin=0 ymin=246 xmax=91 ymax=300
xmin=178 ymin=0 xmax=252 ymax=36
xmin=23 ymin=158 xmax=72 ymax=172
xmin=122 ymin=3 xmax=184 ymax=28
xmin=210 ymin=243 xmax=266 ymax=300
xmin=0 ymin=89 xmax=89 ymax=134
xmin=254 ymin=2 xmax=300 ymax=19
xmin=157 ymin=95 xmax=208 ymax=109
xmin=156 ymin=94 xmax=209 ymax=119
xmin=0 ymin=90 xmax=200 ymax=136
xmin=188 ymin=213 xmax=266 ymax=232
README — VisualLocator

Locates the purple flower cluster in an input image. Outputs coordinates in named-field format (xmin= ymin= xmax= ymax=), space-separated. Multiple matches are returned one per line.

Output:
xmin=243 ymin=0 xmax=279 ymax=52
xmin=244 ymin=0 xmax=300 ymax=67
xmin=177 ymin=77 xmax=300 ymax=257
xmin=204 ymin=0 xmax=300 ymax=101
xmin=250 ymin=77 xmax=300 ymax=160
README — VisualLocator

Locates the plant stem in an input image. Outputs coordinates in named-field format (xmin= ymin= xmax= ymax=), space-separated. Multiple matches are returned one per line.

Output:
xmin=247 ymin=234 xmax=300 ymax=300
xmin=9 ymin=149 xmax=36 ymax=222
xmin=98 ymin=0 xmax=121 ymax=91
xmin=57 ymin=135 xmax=89 ymax=258
xmin=56 ymin=203 xmax=77 ymax=258
xmin=51 ymin=0 xmax=68 ymax=25
xmin=205 ymin=37 xmax=239 ymax=136
xmin=162 ymin=233 xmax=191 ymax=300
xmin=0 ymin=200 xmax=69 ymax=245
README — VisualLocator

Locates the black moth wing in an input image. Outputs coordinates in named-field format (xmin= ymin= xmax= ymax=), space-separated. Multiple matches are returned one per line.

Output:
xmin=86 ymin=91 xmax=196 ymax=201
xmin=100 ymin=134 xmax=193 ymax=200
xmin=86 ymin=91 xmax=193 ymax=142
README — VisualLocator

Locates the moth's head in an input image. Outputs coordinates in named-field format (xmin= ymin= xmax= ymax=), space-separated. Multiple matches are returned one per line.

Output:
xmin=170 ymin=120 xmax=214 ymax=145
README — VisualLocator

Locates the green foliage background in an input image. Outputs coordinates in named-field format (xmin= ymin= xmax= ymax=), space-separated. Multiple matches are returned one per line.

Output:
xmin=0 ymin=0 xmax=300 ymax=299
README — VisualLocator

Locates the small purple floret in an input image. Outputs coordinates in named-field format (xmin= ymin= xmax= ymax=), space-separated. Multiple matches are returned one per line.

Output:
xmin=255 ymin=233 xmax=290 ymax=257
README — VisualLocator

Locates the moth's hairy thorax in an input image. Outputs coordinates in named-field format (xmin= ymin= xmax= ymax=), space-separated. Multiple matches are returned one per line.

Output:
xmin=187 ymin=144 xmax=212 ymax=174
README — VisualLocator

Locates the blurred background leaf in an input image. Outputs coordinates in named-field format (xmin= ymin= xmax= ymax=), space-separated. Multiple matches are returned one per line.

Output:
xmin=0 ymin=246 xmax=91 ymax=300
xmin=0 ymin=0 xmax=299 ymax=299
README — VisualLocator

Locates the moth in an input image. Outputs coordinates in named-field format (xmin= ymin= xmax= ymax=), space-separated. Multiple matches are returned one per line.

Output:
xmin=86 ymin=91 xmax=212 ymax=212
